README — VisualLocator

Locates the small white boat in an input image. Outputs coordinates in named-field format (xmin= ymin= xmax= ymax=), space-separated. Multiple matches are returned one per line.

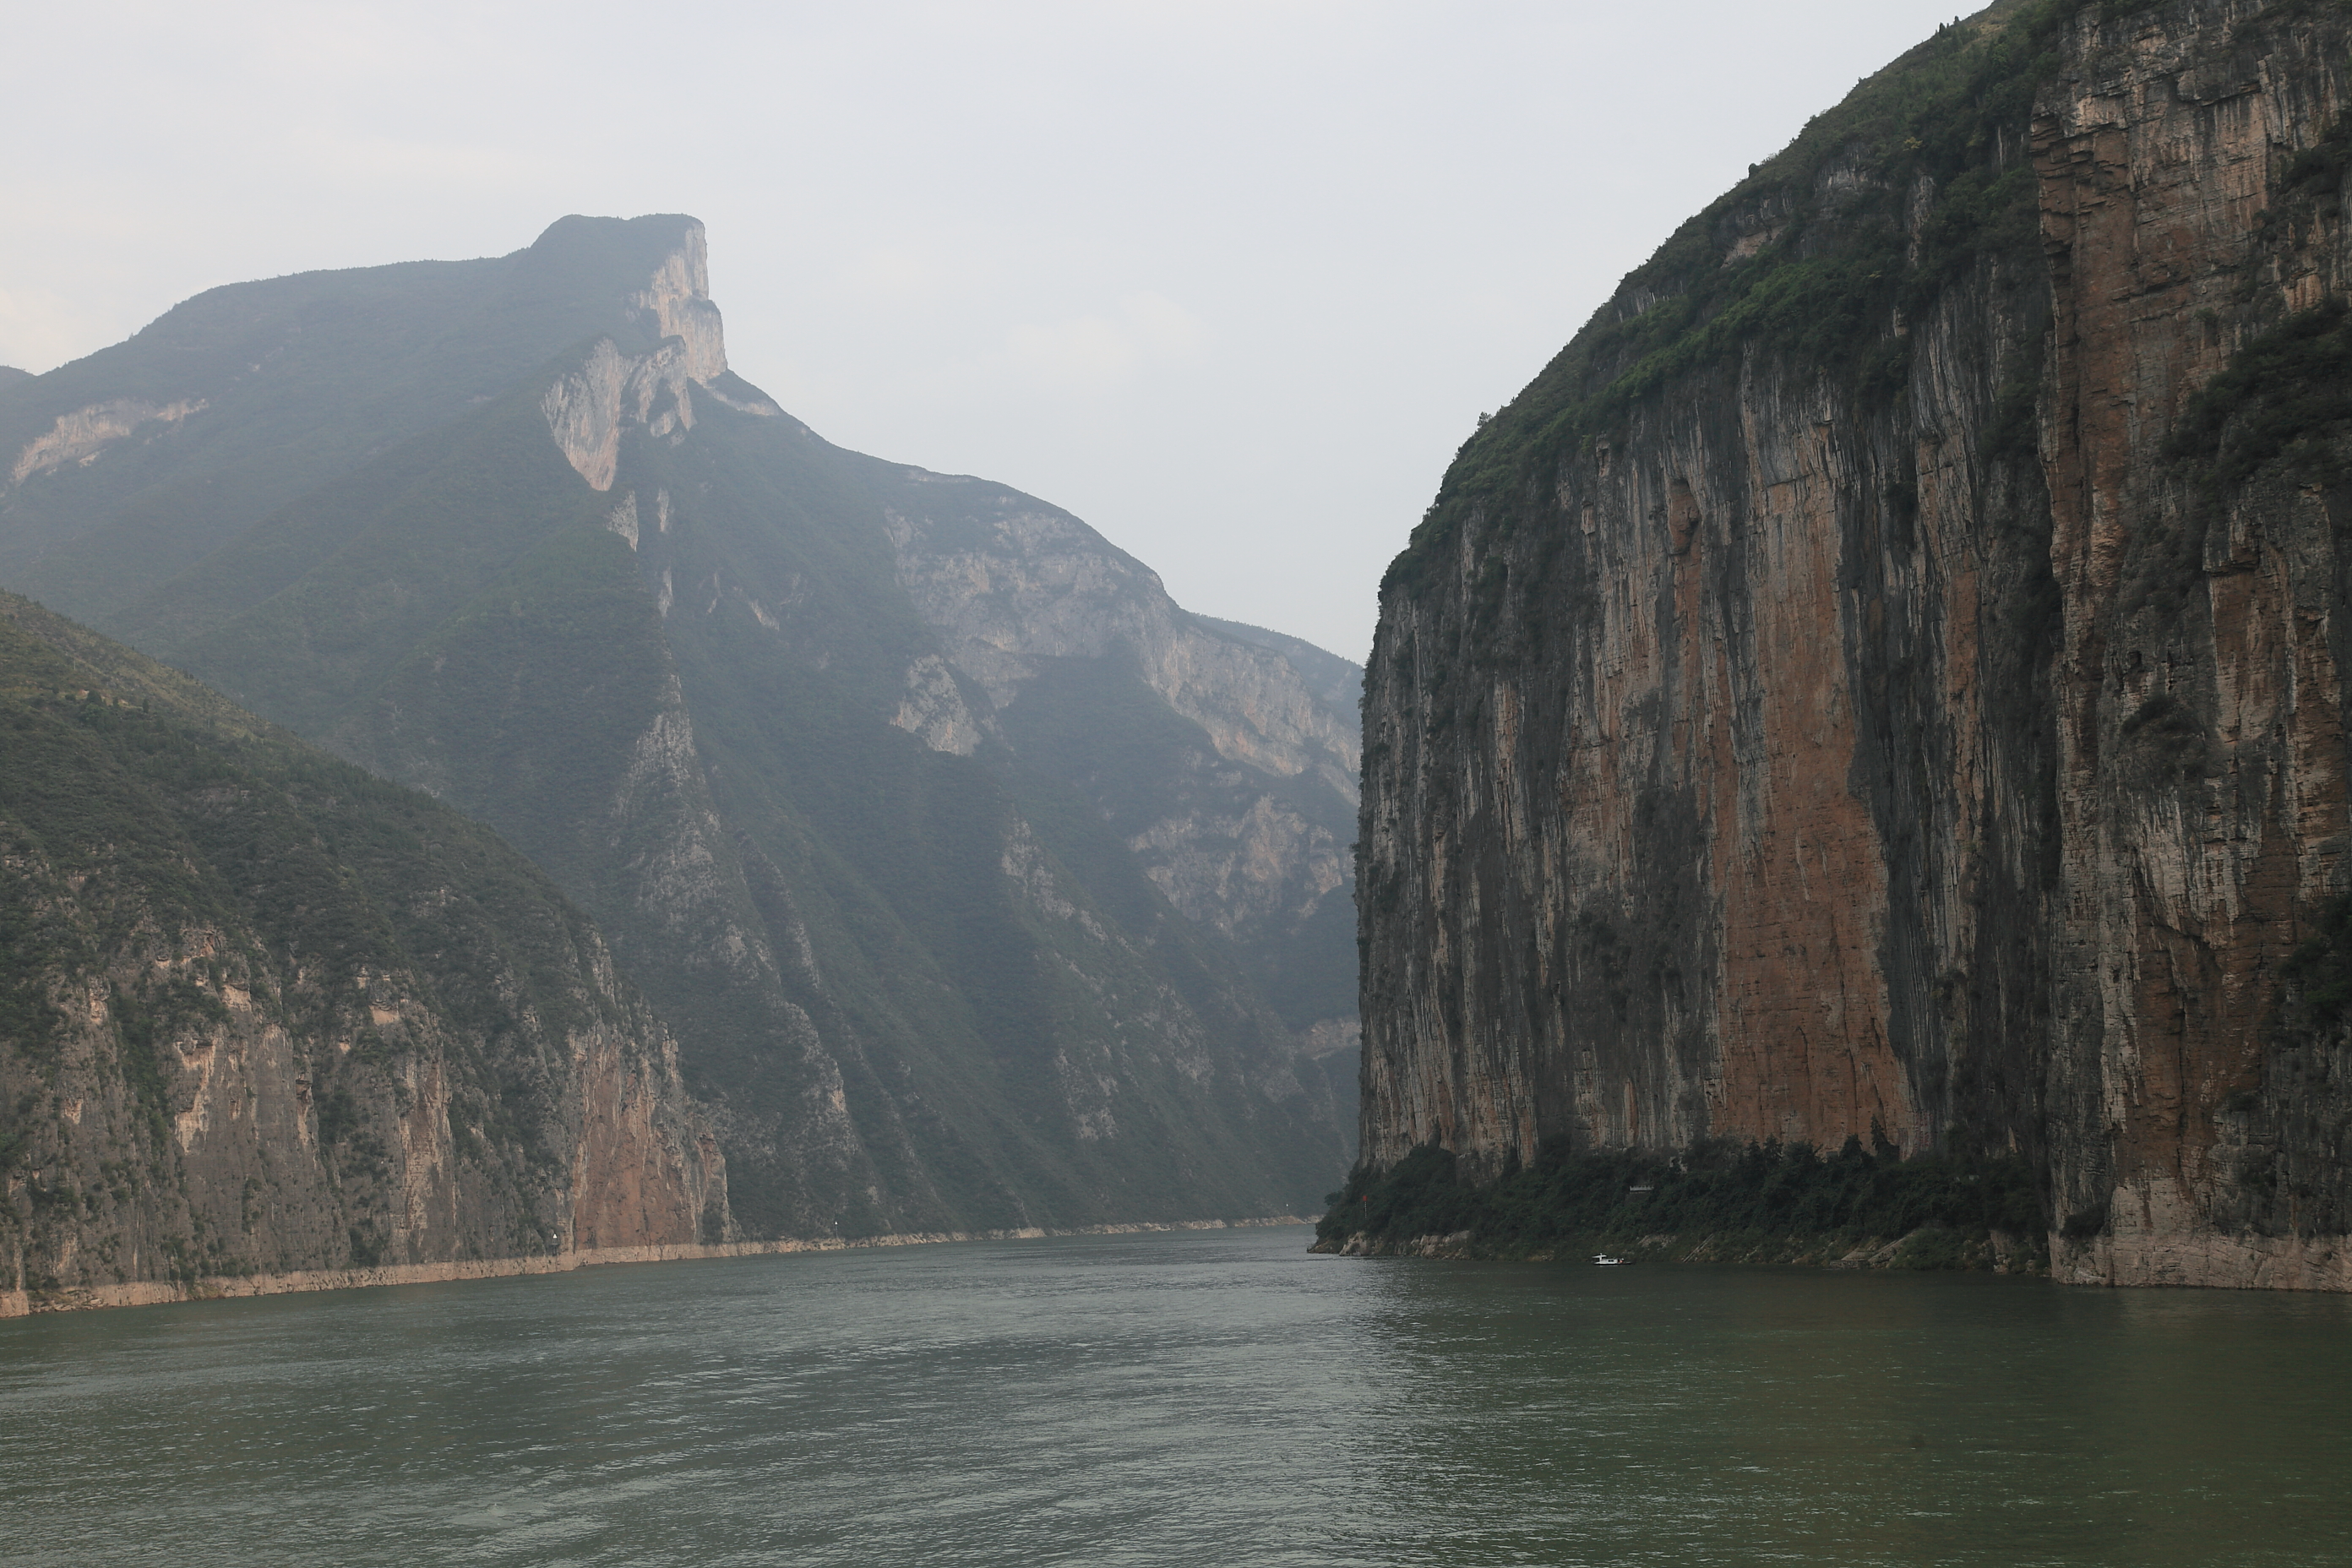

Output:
xmin=1591 ymin=1254 xmax=1631 ymax=1266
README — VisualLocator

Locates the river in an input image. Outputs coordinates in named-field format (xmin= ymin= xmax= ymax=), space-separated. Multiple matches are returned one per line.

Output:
xmin=3 ymin=1226 xmax=2346 ymax=1565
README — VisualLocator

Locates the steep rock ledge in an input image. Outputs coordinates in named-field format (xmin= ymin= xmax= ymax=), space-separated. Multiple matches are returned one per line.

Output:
xmin=1358 ymin=0 xmax=2352 ymax=1289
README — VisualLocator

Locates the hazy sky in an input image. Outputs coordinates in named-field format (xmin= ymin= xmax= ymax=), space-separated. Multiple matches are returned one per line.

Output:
xmin=4 ymin=1 xmax=1969 ymax=661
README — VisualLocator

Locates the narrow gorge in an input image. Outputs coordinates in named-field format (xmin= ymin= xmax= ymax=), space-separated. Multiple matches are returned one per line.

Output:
xmin=1348 ymin=0 xmax=2352 ymax=1289
xmin=0 ymin=214 xmax=1363 ymax=1261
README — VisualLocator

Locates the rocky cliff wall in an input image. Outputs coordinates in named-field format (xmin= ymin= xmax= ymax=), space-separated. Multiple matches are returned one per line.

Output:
xmin=879 ymin=489 xmax=1359 ymax=796
xmin=1360 ymin=0 xmax=2352 ymax=1288
xmin=2037 ymin=0 xmax=2352 ymax=1288
xmin=874 ymin=474 xmax=1362 ymax=1019
xmin=0 ymin=594 xmax=729 ymax=1310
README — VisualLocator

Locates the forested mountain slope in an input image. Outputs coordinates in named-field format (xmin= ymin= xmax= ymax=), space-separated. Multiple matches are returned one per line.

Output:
xmin=0 ymin=591 xmax=727 ymax=1312
xmin=0 ymin=217 xmax=1358 ymax=1236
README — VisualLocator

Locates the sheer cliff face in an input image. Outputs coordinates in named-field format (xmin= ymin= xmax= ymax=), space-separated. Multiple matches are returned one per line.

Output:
xmin=2039 ymin=1 xmax=2352 ymax=1289
xmin=1362 ymin=0 xmax=2352 ymax=1288
xmin=0 ymin=596 xmax=728 ymax=1312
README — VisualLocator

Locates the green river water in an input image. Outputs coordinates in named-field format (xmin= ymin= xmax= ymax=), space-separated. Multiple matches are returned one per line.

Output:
xmin=1 ymin=1226 xmax=2346 ymax=1565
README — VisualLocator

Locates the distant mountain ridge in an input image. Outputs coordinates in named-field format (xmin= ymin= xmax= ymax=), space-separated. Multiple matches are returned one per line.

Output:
xmin=1194 ymin=615 xmax=1363 ymax=717
xmin=0 ymin=216 xmax=1359 ymax=1237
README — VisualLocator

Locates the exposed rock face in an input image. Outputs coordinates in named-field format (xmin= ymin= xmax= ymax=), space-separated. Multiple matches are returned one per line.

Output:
xmin=542 ymin=327 xmax=713 ymax=493
xmin=1195 ymin=615 xmax=1365 ymax=715
xmin=0 ymin=214 xmax=1364 ymax=1238
xmin=9 ymin=398 xmax=207 ymax=485
xmin=0 ymin=594 xmax=729 ymax=1311
xmin=0 ymin=213 xmax=722 ymax=624
xmin=874 ymin=478 xmax=1363 ymax=1005
xmin=2035 ymin=0 xmax=2352 ymax=1289
xmin=889 ymin=652 xmax=988 ymax=755
xmin=881 ymin=498 xmax=1358 ymax=792
xmin=1359 ymin=0 xmax=2352 ymax=1288
xmin=625 ymin=221 xmax=727 ymax=384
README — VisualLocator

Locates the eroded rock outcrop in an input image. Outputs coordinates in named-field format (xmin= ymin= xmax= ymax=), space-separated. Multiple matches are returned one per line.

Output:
xmin=1360 ymin=0 xmax=2352 ymax=1288
xmin=880 ymin=494 xmax=1359 ymax=796
xmin=9 ymin=398 xmax=206 ymax=485
xmin=876 ymin=476 xmax=1364 ymax=1007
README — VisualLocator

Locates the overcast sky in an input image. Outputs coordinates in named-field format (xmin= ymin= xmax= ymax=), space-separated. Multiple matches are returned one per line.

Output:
xmin=3 ymin=1 xmax=1969 ymax=662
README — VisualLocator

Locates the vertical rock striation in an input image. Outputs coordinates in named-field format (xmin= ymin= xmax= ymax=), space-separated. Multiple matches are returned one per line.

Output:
xmin=1360 ymin=0 xmax=2352 ymax=1288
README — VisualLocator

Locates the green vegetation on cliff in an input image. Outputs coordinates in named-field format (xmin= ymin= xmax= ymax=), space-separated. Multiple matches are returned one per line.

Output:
xmin=1318 ymin=1140 xmax=2047 ymax=1271
xmin=0 ymin=215 xmax=710 ymax=621
xmin=2166 ymin=298 xmax=2352 ymax=489
xmin=1391 ymin=0 xmax=2079 ymax=591
xmin=0 ymin=590 xmax=716 ymax=1291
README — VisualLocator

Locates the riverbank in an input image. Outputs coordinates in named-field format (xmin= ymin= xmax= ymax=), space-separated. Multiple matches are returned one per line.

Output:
xmin=0 ymin=1217 xmax=1309 ymax=1317
xmin=1317 ymin=1141 xmax=2050 ymax=1274
xmin=1313 ymin=1222 xmax=2047 ymax=1274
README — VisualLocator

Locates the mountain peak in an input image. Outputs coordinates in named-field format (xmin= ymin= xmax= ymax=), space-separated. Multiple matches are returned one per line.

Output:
xmin=514 ymin=214 xmax=725 ymax=378
xmin=524 ymin=212 xmax=706 ymax=275
xmin=530 ymin=215 xmax=738 ymax=491
xmin=505 ymin=215 xmax=739 ymax=491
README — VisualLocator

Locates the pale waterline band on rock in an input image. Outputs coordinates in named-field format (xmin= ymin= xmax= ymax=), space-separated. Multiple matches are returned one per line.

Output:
xmin=0 ymin=1217 xmax=1311 ymax=1319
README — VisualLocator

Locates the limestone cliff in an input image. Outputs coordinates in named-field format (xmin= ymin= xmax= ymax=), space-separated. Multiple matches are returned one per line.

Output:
xmin=1359 ymin=0 xmax=2352 ymax=1289
xmin=872 ymin=473 xmax=1362 ymax=1036
xmin=0 ymin=593 xmax=729 ymax=1312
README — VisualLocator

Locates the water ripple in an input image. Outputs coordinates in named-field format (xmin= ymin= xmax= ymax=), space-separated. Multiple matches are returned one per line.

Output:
xmin=1 ymin=1231 xmax=2347 ymax=1565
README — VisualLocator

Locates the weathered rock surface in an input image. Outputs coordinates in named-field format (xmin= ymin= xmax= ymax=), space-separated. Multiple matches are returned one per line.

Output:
xmin=873 ymin=473 xmax=1364 ymax=1034
xmin=0 ymin=593 xmax=729 ymax=1313
xmin=1359 ymin=0 xmax=2352 ymax=1288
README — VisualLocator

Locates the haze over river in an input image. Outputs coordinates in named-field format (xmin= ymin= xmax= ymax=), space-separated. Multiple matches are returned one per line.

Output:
xmin=2 ymin=1227 xmax=2345 ymax=1565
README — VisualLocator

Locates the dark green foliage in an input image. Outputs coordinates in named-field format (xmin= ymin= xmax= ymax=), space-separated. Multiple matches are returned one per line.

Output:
xmin=1320 ymin=1137 xmax=2046 ymax=1269
xmin=0 ymin=589 xmax=666 ymax=1270
xmin=2164 ymin=299 xmax=2352 ymax=488
xmin=0 ymin=644 xmax=604 ymax=1060
xmin=314 ymin=1089 xmax=361 ymax=1147
xmin=2279 ymin=116 xmax=2352 ymax=199
xmin=2061 ymin=1201 xmax=2110 ymax=1241
xmin=1980 ymin=373 xmax=2044 ymax=463
xmin=161 ymin=398 xmax=607 ymax=732
xmin=0 ymin=834 xmax=71 ymax=1056
xmin=2117 ymin=689 xmax=2217 ymax=785
xmin=347 ymin=1226 xmax=384 ymax=1268
xmin=2280 ymin=895 xmax=2352 ymax=1032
